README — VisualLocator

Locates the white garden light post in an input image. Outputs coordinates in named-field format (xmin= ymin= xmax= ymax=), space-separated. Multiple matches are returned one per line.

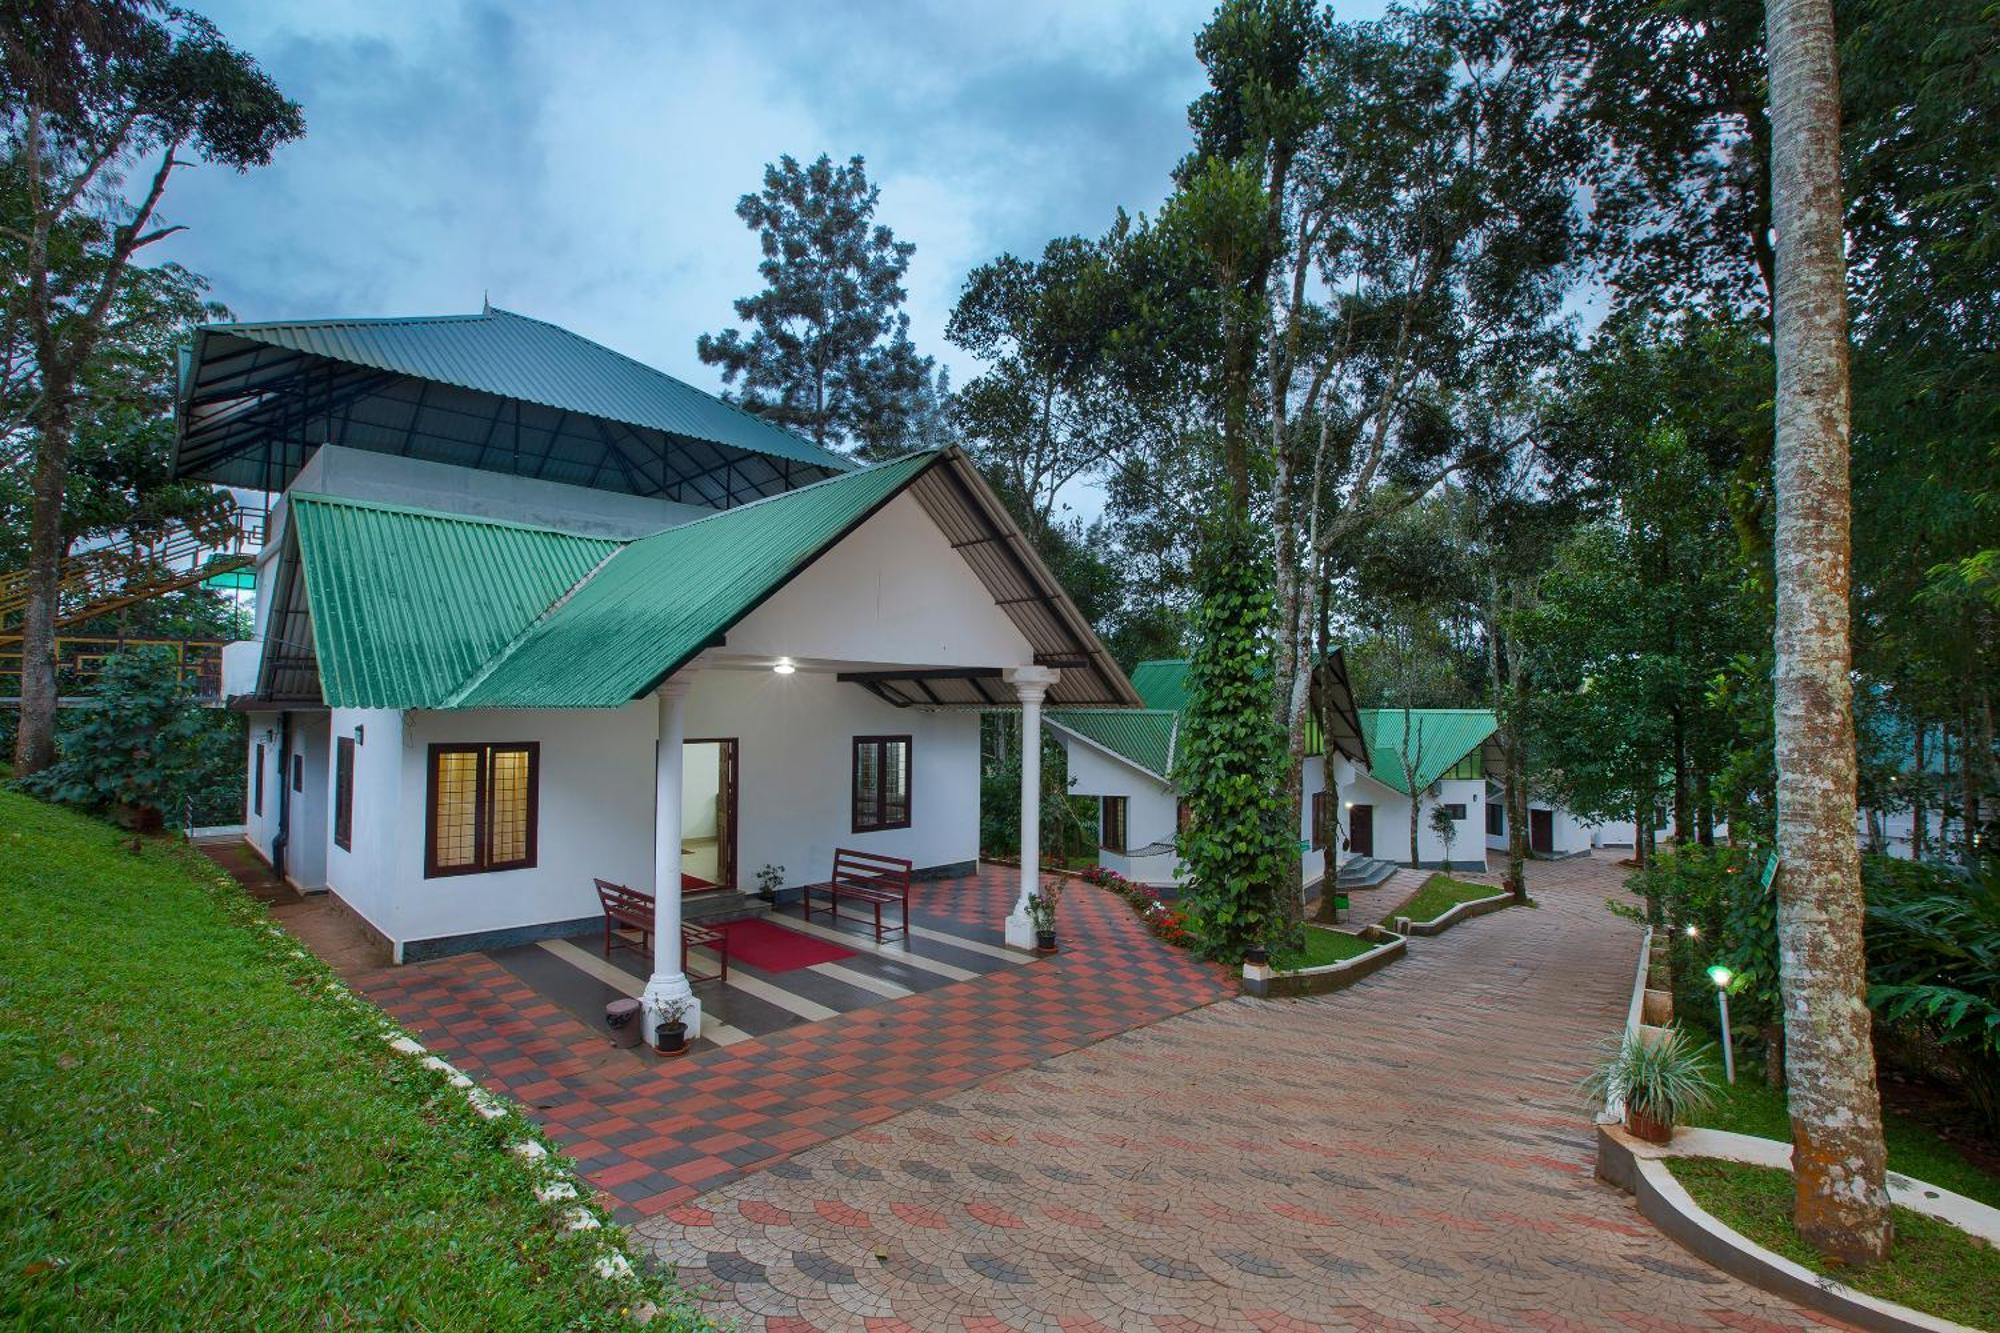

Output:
xmin=1708 ymin=964 xmax=1736 ymax=1084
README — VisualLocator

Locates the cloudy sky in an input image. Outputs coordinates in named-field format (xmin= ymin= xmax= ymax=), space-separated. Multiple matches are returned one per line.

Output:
xmin=155 ymin=1 xmax=1387 ymax=401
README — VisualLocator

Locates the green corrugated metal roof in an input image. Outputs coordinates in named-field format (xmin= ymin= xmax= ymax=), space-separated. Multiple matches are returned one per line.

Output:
xmin=1128 ymin=659 xmax=1191 ymax=713
xmin=1358 ymin=708 xmax=1497 ymax=793
xmin=1044 ymin=709 xmax=1178 ymax=780
xmin=289 ymin=495 xmax=620 ymax=709
xmin=211 ymin=308 xmax=851 ymax=474
xmin=450 ymin=452 xmax=937 ymax=708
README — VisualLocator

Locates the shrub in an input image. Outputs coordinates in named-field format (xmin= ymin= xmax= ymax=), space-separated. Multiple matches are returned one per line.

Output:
xmin=1582 ymin=1026 xmax=1720 ymax=1128
xmin=13 ymin=647 xmax=244 ymax=826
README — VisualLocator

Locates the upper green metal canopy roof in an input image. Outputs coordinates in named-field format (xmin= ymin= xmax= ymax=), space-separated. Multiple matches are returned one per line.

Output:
xmin=176 ymin=307 xmax=850 ymax=509
xmin=1357 ymin=708 xmax=1498 ymax=794
xmin=263 ymin=447 xmax=1142 ymax=711
xmin=1128 ymin=659 xmax=1192 ymax=713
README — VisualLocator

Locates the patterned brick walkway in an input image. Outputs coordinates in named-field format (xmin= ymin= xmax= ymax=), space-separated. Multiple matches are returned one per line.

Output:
xmin=639 ymin=854 xmax=1824 ymax=1330
xmin=353 ymin=868 xmax=1231 ymax=1217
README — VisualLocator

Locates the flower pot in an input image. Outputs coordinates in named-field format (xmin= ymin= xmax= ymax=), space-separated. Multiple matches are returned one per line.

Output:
xmin=653 ymin=1021 xmax=689 ymax=1057
xmin=1625 ymin=1105 xmax=1673 ymax=1144
xmin=1034 ymin=930 xmax=1058 ymax=953
xmin=1244 ymin=946 xmax=1269 ymax=966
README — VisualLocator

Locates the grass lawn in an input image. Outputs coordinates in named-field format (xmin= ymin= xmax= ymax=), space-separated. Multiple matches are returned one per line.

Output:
xmin=1666 ymin=1157 xmax=1999 ymax=1327
xmin=1683 ymin=1065 xmax=2000 ymax=1210
xmin=0 ymin=790 xmax=701 ymax=1329
xmin=1392 ymin=873 xmax=1507 ymax=925
xmin=1273 ymin=924 xmax=1379 ymax=970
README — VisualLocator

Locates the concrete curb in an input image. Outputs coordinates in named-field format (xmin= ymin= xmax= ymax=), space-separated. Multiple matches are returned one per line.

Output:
xmin=1596 ymin=1123 xmax=1994 ymax=1333
xmin=1242 ymin=929 xmax=1406 ymax=998
xmin=1402 ymin=890 xmax=1517 ymax=937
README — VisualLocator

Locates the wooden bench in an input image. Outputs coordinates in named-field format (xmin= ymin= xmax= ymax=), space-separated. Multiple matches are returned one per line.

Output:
xmin=801 ymin=848 xmax=913 ymax=943
xmin=593 ymin=878 xmax=728 ymax=983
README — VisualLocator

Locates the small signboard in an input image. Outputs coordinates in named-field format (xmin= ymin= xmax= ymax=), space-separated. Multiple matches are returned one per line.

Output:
xmin=1297 ymin=838 xmax=1312 ymax=853
xmin=1760 ymin=853 xmax=1780 ymax=891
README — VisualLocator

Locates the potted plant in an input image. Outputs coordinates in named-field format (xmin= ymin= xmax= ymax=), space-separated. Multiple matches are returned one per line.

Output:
xmin=755 ymin=864 xmax=785 ymax=904
xmin=1582 ymin=1026 xmax=1718 ymax=1143
xmin=648 ymin=995 xmax=693 ymax=1057
xmin=1026 ymin=880 xmax=1061 ymax=953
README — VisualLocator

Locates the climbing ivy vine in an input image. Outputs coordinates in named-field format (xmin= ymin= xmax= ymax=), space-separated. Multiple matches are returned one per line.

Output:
xmin=1172 ymin=521 xmax=1298 ymax=962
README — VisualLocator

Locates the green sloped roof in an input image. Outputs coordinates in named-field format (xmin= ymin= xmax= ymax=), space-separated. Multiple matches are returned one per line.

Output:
xmin=289 ymin=495 xmax=620 ymax=709
xmin=1128 ymin=659 xmax=1191 ymax=713
xmin=451 ymin=453 xmax=936 ymax=707
xmin=1358 ymin=708 xmax=1498 ymax=793
xmin=207 ymin=308 xmax=850 ymax=474
xmin=1043 ymin=709 xmax=1178 ymax=780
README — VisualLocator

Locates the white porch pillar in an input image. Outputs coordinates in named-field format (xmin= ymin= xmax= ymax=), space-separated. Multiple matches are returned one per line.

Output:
xmin=643 ymin=675 xmax=701 ymax=1043
xmin=1003 ymin=665 xmax=1060 ymax=950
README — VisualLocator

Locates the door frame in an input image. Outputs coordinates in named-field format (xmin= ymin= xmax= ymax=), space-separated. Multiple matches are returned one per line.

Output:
xmin=1529 ymin=807 xmax=1555 ymax=856
xmin=684 ymin=737 xmax=739 ymax=890
xmin=1347 ymin=803 xmax=1374 ymax=858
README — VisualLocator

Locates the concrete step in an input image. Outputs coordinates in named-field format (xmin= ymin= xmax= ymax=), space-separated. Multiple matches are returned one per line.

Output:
xmin=1335 ymin=856 xmax=1399 ymax=890
xmin=682 ymin=889 xmax=765 ymax=925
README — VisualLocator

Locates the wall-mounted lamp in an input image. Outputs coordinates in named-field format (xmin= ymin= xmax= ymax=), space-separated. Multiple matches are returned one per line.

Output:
xmin=772 ymin=657 xmax=796 ymax=676
xmin=354 ymin=724 xmax=365 ymax=746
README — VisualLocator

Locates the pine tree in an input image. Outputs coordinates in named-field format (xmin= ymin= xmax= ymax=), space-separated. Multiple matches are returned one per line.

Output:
xmin=697 ymin=153 xmax=936 ymax=459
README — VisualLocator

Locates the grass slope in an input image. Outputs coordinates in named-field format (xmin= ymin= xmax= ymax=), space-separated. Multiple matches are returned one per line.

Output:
xmin=1667 ymin=1158 xmax=1999 ymax=1327
xmin=1683 ymin=1067 xmax=2000 ymax=1210
xmin=0 ymin=790 xmax=700 ymax=1330
xmin=1393 ymin=873 xmax=1505 ymax=925
xmin=1273 ymin=925 xmax=1378 ymax=970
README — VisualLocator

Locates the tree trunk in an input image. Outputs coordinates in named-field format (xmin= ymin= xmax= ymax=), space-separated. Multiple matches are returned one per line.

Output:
xmin=1766 ymin=0 xmax=1893 ymax=1266
xmin=12 ymin=401 xmax=73 ymax=775
xmin=1961 ymin=704 xmax=1978 ymax=865
xmin=1910 ymin=721 xmax=1925 ymax=859
xmin=1505 ymin=721 xmax=1529 ymax=903
xmin=1672 ymin=706 xmax=1692 ymax=845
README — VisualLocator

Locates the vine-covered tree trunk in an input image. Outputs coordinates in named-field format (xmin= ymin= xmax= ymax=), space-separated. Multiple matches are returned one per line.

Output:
xmin=1765 ymin=0 xmax=1893 ymax=1266
xmin=12 ymin=401 xmax=71 ymax=774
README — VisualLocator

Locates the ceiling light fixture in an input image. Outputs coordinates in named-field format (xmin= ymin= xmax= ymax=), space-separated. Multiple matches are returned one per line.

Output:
xmin=772 ymin=657 xmax=796 ymax=675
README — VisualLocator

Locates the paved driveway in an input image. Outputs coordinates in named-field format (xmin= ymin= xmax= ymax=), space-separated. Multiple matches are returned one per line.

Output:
xmin=640 ymin=855 xmax=1823 ymax=1331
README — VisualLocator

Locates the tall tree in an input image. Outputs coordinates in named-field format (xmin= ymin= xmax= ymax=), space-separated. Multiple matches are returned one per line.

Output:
xmin=1764 ymin=0 xmax=1892 ymax=1266
xmin=697 ymin=153 xmax=936 ymax=460
xmin=3 ymin=0 xmax=301 ymax=774
xmin=946 ymin=233 xmax=1138 ymax=541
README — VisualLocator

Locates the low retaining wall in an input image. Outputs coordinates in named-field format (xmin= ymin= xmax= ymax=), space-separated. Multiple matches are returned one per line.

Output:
xmin=1597 ymin=1124 xmax=1993 ymax=1333
xmin=1241 ymin=929 xmax=1405 ymax=998
xmin=1401 ymin=890 xmax=1516 ymax=937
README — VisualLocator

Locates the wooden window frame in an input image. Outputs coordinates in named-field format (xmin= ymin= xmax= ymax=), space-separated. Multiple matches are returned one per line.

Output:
xmin=1100 ymin=795 xmax=1128 ymax=853
xmin=1310 ymin=791 xmax=1328 ymax=850
xmin=333 ymin=736 xmax=355 ymax=852
xmin=1486 ymin=800 xmax=1503 ymax=837
xmin=424 ymin=742 xmax=540 ymax=878
xmin=253 ymin=742 xmax=265 ymax=817
xmin=851 ymin=735 xmax=913 ymax=834
xmin=1444 ymin=802 xmax=1468 ymax=822
xmin=291 ymin=752 xmax=303 ymax=793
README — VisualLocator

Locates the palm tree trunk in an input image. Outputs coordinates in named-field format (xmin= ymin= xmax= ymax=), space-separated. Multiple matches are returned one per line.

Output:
xmin=1765 ymin=0 xmax=1893 ymax=1266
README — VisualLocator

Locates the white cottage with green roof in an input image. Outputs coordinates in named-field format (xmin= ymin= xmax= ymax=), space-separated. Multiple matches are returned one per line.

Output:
xmin=177 ymin=307 xmax=1137 ymax=1042
xmin=1045 ymin=656 xmax=1374 ymax=889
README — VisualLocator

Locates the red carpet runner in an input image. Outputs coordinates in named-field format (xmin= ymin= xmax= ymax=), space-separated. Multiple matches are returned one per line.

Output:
xmin=715 ymin=918 xmax=855 ymax=972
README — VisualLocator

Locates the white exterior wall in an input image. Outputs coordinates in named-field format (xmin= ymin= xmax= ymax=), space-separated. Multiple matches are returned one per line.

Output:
xmin=1054 ymin=732 xmax=1330 ymax=889
xmin=387 ymin=702 xmax=660 ymax=952
xmin=323 ymin=708 xmax=404 ymax=943
xmin=1342 ymin=772 xmax=1488 ymax=869
xmin=242 ymin=711 xmax=281 ymax=865
xmin=286 ymin=713 xmax=331 ymax=891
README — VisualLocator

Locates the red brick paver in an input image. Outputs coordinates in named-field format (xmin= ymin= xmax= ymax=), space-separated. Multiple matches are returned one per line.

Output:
xmin=352 ymin=868 xmax=1231 ymax=1213
xmin=642 ymin=854 xmax=1822 ymax=1331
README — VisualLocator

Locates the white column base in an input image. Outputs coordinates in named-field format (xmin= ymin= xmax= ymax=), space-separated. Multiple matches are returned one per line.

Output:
xmin=1004 ymin=911 xmax=1037 ymax=951
xmin=640 ymin=971 xmax=702 ymax=1046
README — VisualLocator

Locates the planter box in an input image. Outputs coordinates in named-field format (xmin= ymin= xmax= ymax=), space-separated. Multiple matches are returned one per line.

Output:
xmin=1642 ymin=987 xmax=1674 ymax=1025
xmin=1243 ymin=928 xmax=1406 ymax=998
xmin=1402 ymin=890 xmax=1515 ymax=937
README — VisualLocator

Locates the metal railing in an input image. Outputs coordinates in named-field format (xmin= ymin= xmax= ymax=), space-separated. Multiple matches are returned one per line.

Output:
xmin=0 ymin=504 xmax=266 ymax=633
xmin=0 ymin=635 xmax=228 ymax=700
